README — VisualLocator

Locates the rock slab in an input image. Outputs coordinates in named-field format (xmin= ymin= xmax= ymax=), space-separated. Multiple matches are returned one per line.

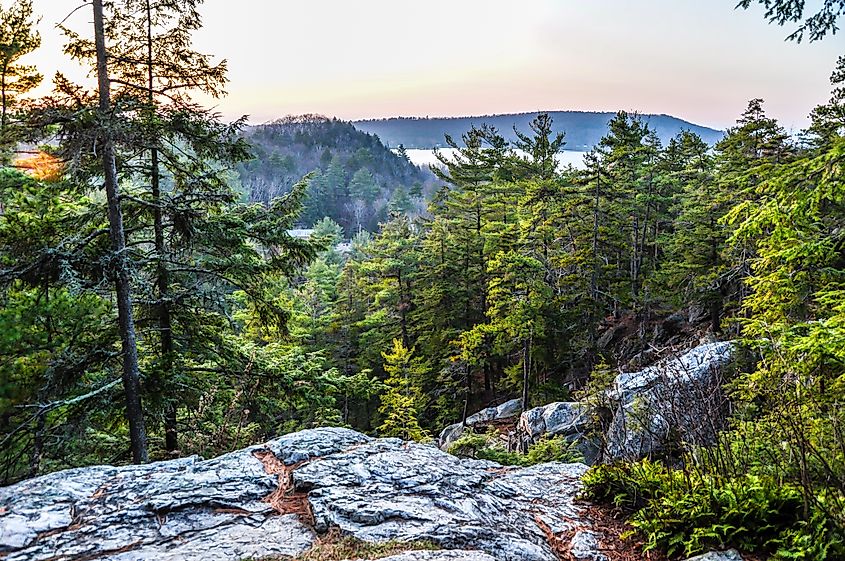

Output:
xmin=1 ymin=427 xmax=605 ymax=561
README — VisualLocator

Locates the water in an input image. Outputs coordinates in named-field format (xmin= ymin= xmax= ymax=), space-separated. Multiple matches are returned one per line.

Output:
xmin=401 ymin=148 xmax=588 ymax=171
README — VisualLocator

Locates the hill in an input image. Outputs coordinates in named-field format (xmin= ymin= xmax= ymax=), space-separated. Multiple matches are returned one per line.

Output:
xmin=238 ymin=115 xmax=430 ymax=234
xmin=353 ymin=111 xmax=724 ymax=150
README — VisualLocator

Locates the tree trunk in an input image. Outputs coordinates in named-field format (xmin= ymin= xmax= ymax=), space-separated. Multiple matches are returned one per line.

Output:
xmin=521 ymin=337 xmax=530 ymax=411
xmin=93 ymin=0 xmax=148 ymax=464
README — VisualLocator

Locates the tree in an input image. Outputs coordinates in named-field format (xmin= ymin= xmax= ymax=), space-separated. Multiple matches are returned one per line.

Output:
xmin=737 ymin=0 xmax=845 ymax=42
xmin=658 ymin=131 xmax=726 ymax=331
xmin=0 ymin=0 xmax=40 ymax=159
xmin=92 ymin=0 xmax=148 ymax=463
xmin=0 ymin=168 xmax=120 ymax=481
xmin=89 ymin=0 xmax=230 ymax=453
xmin=60 ymin=0 xmax=322 ymax=454
xmin=808 ymin=55 xmax=845 ymax=148
xmin=482 ymin=251 xmax=550 ymax=410
xmin=726 ymin=133 xmax=845 ymax=532
xmin=377 ymin=339 xmax=428 ymax=441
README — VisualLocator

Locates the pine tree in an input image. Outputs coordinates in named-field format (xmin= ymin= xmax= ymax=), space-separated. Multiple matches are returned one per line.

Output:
xmin=378 ymin=339 xmax=428 ymax=441
xmin=0 ymin=0 xmax=40 ymax=159
xmin=92 ymin=0 xmax=148 ymax=463
xmin=658 ymin=131 xmax=725 ymax=331
xmin=714 ymin=99 xmax=792 ymax=328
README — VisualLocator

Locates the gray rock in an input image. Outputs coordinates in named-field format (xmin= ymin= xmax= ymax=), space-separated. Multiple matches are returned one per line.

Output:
xmin=569 ymin=530 xmax=606 ymax=560
xmin=516 ymin=402 xmax=600 ymax=464
xmin=608 ymin=341 xmax=733 ymax=403
xmin=2 ymin=427 xmax=604 ymax=561
xmin=492 ymin=398 xmax=523 ymax=420
xmin=0 ymin=427 xmax=368 ymax=561
xmin=605 ymin=342 xmax=735 ymax=460
xmin=294 ymin=438 xmax=591 ymax=561
xmin=684 ymin=550 xmax=744 ymax=561
xmin=508 ymin=341 xmax=735 ymax=464
xmin=438 ymin=422 xmax=467 ymax=450
xmin=438 ymin=398 xmax=523 ymax=449
xmin=518 ymin=402 xmax=591 ymax=440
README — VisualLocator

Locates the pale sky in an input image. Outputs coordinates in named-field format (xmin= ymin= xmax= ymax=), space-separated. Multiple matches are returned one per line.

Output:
xmin=27 ymin=1 xmax=844 ymax=131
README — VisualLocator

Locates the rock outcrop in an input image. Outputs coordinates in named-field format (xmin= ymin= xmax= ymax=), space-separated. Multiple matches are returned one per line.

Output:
xmin=1 ymin=427 xmax=607 ymax=561
xmin=604 ymin=341 xmax=734 ymax=460
xmin=517 ymin=341 xmax=735 ymax=463
xmin=438 ymin=398 xmax=522 ymax=449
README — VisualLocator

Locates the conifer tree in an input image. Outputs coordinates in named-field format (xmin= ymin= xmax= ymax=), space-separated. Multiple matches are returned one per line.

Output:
xmin=377 ymin=339 xmax=428 ymax=441
xmin=658 ymin=131 xmax=725 ymax=331
xmin=60 ymin=0 xmax=319 ymax=453
xmin=713 ymin=99 xmax=791 ymax=326
xmin=92 ymin=0 xmax=148 ymax=463
xmin=0 ymin=0 xmax=40 ymax=159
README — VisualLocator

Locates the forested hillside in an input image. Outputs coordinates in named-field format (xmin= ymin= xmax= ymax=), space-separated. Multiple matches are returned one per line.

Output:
xmin=239 ymin=115 xmax=430 ymax=233
xmin=354 ymin=111 xmax=724 ymax=150
xmin=1 ymin=0 xmax=844 ymax=559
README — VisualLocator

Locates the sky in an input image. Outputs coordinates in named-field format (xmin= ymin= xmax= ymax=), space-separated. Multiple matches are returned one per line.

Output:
xmin=26 ymin=0 xmax=844 ymax=132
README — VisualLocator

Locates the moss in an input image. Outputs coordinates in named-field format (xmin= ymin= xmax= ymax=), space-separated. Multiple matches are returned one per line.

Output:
xmin=258 ymin=528 xmax=439 ymax=561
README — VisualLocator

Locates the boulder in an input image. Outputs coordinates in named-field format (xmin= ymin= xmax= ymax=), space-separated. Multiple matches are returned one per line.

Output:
xmin=294 ymin=438 xmax=594 ymax=560
xmin=0 ymin=427 xmax=369 ymax=561
xmin=509 ymin=341 xmax=735 ymax=464
xmin=569 ymin=530 xmax=606 ymax=560
xmin=1 ymin=427 xmax=606 ymax=561
xmin=605 ymin=341 xmax=734 ymax=460
xmin=439 ymin=422 xmax=468 ymax=450
xmin=438 ymin=398 xmax=522 ymax=449
xmin=518 ymin=402 xmax=591 ymax=441
xmin=609 ymin=341 xmax=733 ymax=403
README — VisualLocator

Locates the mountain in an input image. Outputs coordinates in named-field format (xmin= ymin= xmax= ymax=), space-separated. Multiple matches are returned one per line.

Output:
xmin=238 ymin=115 xmax=431 ymax=234
xmin=353 ymin=111 xmax=724 ymax=150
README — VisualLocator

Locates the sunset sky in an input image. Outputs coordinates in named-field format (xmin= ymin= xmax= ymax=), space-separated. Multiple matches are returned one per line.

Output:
xmin=28 ymin=0 xmax=842 ymax=131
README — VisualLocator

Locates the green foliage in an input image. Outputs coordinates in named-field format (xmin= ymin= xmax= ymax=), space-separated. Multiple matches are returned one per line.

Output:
xmin=737 ymin=0 xmax=844 ymax=42
xmin=0 ymin=0 xmax=41 ymax=157
xmin=584 ymin=461 xmax=845 ymax=559
xmin=377 ymin=339 xmax=429 ymax=441
xmin=448 ymin=427 xmax=581 ymax=466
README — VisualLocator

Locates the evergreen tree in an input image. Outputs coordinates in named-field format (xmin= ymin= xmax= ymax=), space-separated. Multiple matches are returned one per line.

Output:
xmin=377 ymin=339 xmax=428 ymax=441
xmin=714 ymin=99 xmax=792 ymax=327
xmin=658 ymin=131 xmax=725 ymax=331
xmin=59 ymin=0 xmax=319 ymax=453
xmin=0 ymin=0 xmax=40 ymax=159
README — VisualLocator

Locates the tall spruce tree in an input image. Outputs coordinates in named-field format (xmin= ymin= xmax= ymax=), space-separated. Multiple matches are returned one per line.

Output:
xmin=0 ymin=0 xmax=40 ymax=159
xmin=92 ymin=0 xmax=148 ymax=463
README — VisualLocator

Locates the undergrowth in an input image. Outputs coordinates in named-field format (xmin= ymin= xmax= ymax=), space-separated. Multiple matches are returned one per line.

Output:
xmin=448 ymin=427 xmax=582 ymax=466
xmin=583 ymin=460 xmax=845 ymax=560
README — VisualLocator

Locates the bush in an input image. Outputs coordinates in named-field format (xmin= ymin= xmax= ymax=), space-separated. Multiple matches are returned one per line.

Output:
xmin=583 ymin=461 xmax=845 ymax=560
xmin=448 ymin=427 xmax=582 ymax=466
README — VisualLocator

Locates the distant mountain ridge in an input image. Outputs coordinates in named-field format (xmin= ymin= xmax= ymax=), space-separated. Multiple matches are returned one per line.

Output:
xmin=353 ymin=111 xmax=724 ymax=150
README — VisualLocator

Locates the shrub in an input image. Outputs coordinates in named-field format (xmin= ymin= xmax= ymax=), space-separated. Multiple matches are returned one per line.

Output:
xmin=448 ymin=427 xmax=582 ymax=466
xmin=583 ymin=461 xmax=845 ymax=560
